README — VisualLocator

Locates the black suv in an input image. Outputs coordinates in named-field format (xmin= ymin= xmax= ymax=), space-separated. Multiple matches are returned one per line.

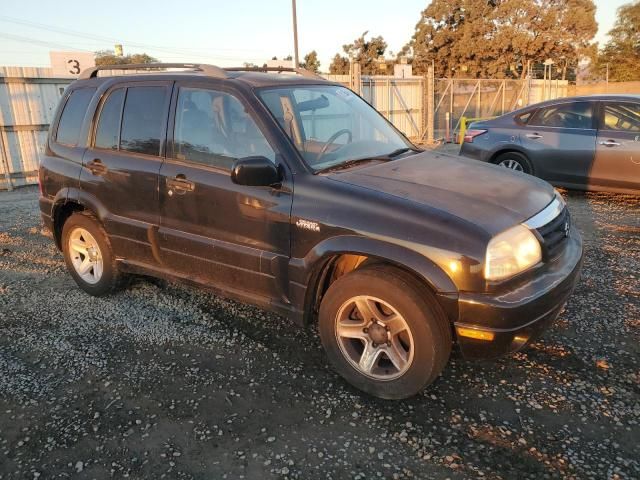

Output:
xmin=39 ymin=63 xmax=583 ymax=399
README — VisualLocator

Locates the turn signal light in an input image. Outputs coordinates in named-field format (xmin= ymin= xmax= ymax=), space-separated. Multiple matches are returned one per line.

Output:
xmin=456 ymin=327 xmax=495 ymax=341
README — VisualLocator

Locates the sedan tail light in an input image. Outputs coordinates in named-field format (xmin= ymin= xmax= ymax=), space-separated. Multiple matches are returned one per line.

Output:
xmin=463 ymin=129 xmax=487 ymax=143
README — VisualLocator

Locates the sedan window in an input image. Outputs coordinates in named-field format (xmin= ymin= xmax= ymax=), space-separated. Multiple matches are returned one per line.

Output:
xmin=601 ymin=102 xmax=640 ymax=132
xmin=529 ymin=102 xmax=593 ymax=129
xmin=514 ymin=111 xmax=534 ymax=125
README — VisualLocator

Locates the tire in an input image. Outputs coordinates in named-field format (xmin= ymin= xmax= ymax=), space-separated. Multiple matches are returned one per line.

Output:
xmin=494 ymin=151 xmax=533 ymax=175
xmin=61 ymin=211 xmax=122 ymax=296
xmin=318 ymin=265 xmax=452 ymax=400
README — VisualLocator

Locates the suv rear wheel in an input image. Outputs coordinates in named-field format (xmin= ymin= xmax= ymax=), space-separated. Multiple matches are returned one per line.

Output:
xmin=61 ymin=212 xmax=122 ymax=296
xmin=318 ymin=265 xmax=451 ymax=399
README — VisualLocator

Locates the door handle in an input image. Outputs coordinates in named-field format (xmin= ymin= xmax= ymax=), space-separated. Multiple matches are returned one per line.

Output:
xmin=599 ymin=140 xmax=621 ymax=147
xmin=86 ymin=158 xmax=107 ymax=176
xmin=166 ymin=175 xmax=195 ymax=194
xmin=526 ymin=133 xmax=543 ymax=140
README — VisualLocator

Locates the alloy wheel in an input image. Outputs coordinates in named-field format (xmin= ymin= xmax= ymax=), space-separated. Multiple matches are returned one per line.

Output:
xmin=68 ymin=227 xmax=103 ymax=284
xmin=498 ymin=158 xmax=524 ymax=171
xmin=334 ymin=295 xmax=414 ymax=380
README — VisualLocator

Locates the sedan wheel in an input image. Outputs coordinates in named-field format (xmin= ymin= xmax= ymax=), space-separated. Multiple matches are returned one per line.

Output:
xmin=498 ymin=158 xmax=524 ymax=172
xmin=68 ymin=227 xmax=103 ymax=284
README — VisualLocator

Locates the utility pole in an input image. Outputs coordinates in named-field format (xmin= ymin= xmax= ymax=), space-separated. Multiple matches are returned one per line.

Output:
xmin=606 ymin=63 xmax=609 ymax=92
xmin=291 ymin=0 xmax=299 ymax=68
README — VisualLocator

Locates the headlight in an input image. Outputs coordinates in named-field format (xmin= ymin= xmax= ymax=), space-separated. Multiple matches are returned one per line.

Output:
xmin=485 ymin=224 xmax=542 ymax=281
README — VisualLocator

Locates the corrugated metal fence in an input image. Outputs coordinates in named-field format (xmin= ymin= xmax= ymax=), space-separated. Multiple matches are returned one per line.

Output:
xmin=0 ymin=67 xmax=73 ymax=190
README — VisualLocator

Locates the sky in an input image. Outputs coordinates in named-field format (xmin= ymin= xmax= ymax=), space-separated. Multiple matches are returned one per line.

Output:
xmin=0 ymin=0 xmax=630 ymax=71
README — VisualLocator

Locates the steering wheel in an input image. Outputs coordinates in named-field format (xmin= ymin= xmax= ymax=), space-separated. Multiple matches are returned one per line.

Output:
xmin=316 ymin=129 xmax=353 ymax=163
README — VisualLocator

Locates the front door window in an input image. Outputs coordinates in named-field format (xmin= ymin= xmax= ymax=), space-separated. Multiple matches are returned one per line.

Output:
xmin=173 ymin=87 xmax=275 ymax=170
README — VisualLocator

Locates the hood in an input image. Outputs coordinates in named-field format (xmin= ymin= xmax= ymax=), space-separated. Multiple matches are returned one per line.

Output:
xmin=329 ymin=151 xmax=555 ymax=235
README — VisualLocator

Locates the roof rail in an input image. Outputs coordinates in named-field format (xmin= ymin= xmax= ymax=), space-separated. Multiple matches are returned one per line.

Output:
xmin=225 ymin=66 xmax=324 ymax=80
xmin=78 ymin=63 xmax=228 ymax=80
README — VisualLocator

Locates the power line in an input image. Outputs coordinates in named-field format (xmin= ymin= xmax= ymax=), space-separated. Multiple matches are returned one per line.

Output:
xmin=1 ymin=39 xmax=264 ymax=62
xmin=0 ymin=32 xmax=91 ymax=52
xmin=0 ymin=15 xmax=275 ymax=57
xmin=0 ymin=33 xmax=268 ymax=63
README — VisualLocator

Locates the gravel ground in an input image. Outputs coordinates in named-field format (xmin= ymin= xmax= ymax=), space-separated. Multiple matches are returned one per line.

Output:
xmin=0 ymin=186 xmax=638 ymax=480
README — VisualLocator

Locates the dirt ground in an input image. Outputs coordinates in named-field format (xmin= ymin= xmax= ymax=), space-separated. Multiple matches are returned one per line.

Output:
xmin=0 ymin=186 xmax=638 ymax=479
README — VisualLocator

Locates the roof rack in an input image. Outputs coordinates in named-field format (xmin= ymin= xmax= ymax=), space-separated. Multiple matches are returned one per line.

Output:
xmin=78 ymin=63 xmax=324 ymax=81
xmin=225 ymin=66 xmax=324 ymax=80
xmin=78 ymin=63 xmax=228 ymax=80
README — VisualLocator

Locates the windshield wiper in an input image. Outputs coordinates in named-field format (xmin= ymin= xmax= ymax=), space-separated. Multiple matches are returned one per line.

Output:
xmin=371 ymin=147 xmax=422 ymax=160
xmin=315 ymin=147 xmax=422 ymax=174
xmin=315 ymin=157 xmax=381 ymax=174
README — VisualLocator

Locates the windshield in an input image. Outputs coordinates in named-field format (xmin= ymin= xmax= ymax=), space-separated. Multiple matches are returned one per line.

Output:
xmin=258 ymin=85 xmax=413 ymax=172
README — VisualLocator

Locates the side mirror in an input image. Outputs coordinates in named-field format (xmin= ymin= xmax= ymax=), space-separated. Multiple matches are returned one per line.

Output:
xmin=231 ymin=156 xmax=281 ymax=187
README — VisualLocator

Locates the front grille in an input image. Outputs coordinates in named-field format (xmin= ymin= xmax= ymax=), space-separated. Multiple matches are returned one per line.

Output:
xmin=536 ymin=206 xmax=570 ymax=258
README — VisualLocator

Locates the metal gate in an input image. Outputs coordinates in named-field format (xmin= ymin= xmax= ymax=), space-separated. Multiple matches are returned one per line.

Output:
xmin=433 ymin=78 xmax=530 ymax=142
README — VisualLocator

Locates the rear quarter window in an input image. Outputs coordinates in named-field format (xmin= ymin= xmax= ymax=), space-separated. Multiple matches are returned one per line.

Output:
xmin=514 ymin=111 xmax=534 ymax=125
xmin=55 ymin=88 xmax=96 ymax=146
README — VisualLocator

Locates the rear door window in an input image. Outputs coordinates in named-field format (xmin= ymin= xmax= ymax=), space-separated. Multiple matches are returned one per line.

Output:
xmin=120 ymin=86 xmax=168 ymax=156
xmin=600 ymin=102 xmax=640 ymax=132
xmin=529 ymin=102 xmax=593 ymax=129
xmin=55 ymin=88 xmax=96 ymax=146
xmin=94 ymin=88 xmax=125 ymax=150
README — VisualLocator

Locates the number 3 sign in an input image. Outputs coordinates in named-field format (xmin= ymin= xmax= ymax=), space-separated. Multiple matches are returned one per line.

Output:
xmin=50 ymin=52 xmax=95 ymax=77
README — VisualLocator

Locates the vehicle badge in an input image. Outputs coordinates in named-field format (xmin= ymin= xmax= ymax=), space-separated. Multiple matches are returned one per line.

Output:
xmin=563 ymin=221 xmax=570 ymax=238
xmin=296 ymin=219 xmax=320 ymax=232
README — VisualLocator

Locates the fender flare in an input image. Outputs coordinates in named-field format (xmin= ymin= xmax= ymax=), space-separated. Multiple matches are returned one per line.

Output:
xmin=51 ymin=188 xmax=110 ymax=247
xmin=293 ymin=235 xmax=459 ymax=324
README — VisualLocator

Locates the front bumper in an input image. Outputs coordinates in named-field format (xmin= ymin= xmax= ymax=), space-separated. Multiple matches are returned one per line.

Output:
xmin=455 ymin=227 xmax=583 ymax=359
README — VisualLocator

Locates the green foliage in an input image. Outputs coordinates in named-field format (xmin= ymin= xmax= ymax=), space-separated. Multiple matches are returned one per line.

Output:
xmin=342 ymin=32 xmax=388 ymax=74
xmin=329 ymin=53 xmax=350 ymax=74
xmin=300 ymin=50 xmax=321 ymax=73
xmin=407 ymin=0 xmax=597 ymax=79
xmin=94 ymin=50 xmax=158 ymax=66
xmin=329 ymin=32 xmax=388 ymax=74
xmin=596 ymin=1 xmax=640 ymax=81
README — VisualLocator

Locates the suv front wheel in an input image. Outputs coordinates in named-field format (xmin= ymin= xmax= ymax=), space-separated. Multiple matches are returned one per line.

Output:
xmin=318 ymin=265 xmax=451 ymax=399
xmin=62 ymin=212 xmax=122 ymax=296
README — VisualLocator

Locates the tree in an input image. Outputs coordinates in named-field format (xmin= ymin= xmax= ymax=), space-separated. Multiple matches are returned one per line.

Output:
xmin=329 ymin=53 xmax=350 ymax=74
xmin=300 ymin=50 xmax=321 ymax=72
xmin=95 ymin=50 xmax=158 ymax=66
xmin=329 ymin=32 xmax=388 ymax=74
xmin=407 ymin=0 xmax=597 ymax=79
xmin=596 ymin=1 xmax=640 ymax=81
xmin=342 ymin=32 xmax=388 ymax=74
